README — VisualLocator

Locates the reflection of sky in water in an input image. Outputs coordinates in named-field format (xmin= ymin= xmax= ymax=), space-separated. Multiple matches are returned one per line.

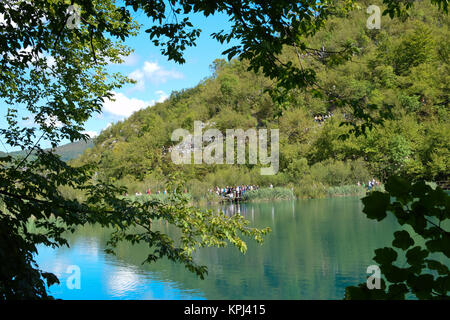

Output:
xmin=35 ymin=237 xmax=205 ymax=300
xmin=33 ymin=197 xmax=406 ymax=300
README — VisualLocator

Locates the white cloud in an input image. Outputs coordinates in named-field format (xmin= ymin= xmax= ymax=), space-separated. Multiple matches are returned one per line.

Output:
xmin=143 ymin=61 xmax=160 ymax=74
xmin=102 ymin=90 xmax=168 ymax=118
xmin=129 ymin=69 xmax=145 ymax=91
xmin=121 ymin=53 xmax=139 ymax=66
xmin=155 ymin=90 xmax=169 ymax=103
xmin=81 ymin=130 xmax=98 ymax=138
xmin=103 ymin=91 xmax=151 ymax=117
xmin=128 ymin=61 xmax=183 ymax=91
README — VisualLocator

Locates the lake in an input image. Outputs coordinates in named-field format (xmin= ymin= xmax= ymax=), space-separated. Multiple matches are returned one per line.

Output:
xmin=36 ymin=196 xmax=400 ymax=299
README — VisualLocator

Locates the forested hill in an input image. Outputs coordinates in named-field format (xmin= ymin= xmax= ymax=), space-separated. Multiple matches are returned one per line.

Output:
xmin=0 ymin=140 xmax=93 ymax=162
xmin=75 ymin=1 xmax=449 ymax=195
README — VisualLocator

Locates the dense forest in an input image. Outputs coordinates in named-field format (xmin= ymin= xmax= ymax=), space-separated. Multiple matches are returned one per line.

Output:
xmin=74 ymin=1 xmax=449 ymax=198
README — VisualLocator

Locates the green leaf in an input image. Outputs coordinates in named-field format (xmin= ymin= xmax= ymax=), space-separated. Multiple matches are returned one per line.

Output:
xmin=374 ymin=247 xmax=398 ymax=266
xmin=425 ymin=259 xmax=450 ymax=276
xmin=408 ymin=274 xmax=435 ymax=295
xmin=383 ymin=265 xmax=409 ymax=283
xmin=41 ymin=272 xmax=60 ymax=287
xmin=385 ymin=176 xmax=411 ymax=203
xmin=406 ymin=246 xmax=429 ymax=266
xmin=344 ymin=281 xmax=388 ymax=300
xmin=362 ymin=192 xmax=390 ymax=221
xmin=426 ymin=237 xmax=450 ymax=258
xmin=387 ymin=283 xmax=408 ymax=299
xmin=392 ymin=230 xmax=414 ymax=250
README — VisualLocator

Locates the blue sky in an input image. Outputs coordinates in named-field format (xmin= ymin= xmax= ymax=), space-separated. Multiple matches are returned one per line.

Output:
xmin=1 ymin=8 xmax=236 ymax=151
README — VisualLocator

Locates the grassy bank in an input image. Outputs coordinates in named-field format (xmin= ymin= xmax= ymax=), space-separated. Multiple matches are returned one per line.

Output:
xmin=126 ymin=185 xmax=373 ymax=204
xmin=242 ymin=187 xmax=296 ymax=202
xmin=126 ymin=187 xmax=296 ymax=204
xmin=292 ymin=183 xmax=385 ymax=199
xmin=327 ymin=185 xmax=368 ymax=198
xmin=58 ymin=182 xmax=384 ymax=206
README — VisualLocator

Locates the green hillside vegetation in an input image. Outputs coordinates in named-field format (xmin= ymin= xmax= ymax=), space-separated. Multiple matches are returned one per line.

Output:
xmin=53 ymin=139 xmax=94 ymax=162
xmin=74 ymin=1 xmax=449 ymax=199
xmin=0 ymin=139 xmax=94 ymax=162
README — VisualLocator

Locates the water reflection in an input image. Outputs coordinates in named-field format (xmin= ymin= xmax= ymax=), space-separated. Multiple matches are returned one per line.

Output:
xmin=219 ymin=202 xmax=245 ymax=217
xmin=35 ymin=197 xmax=404 ymax=300
xmin=107 ymin=266 xmax=141 ymax=297
xmin=37 ymin=235 xmax=205 ymax=300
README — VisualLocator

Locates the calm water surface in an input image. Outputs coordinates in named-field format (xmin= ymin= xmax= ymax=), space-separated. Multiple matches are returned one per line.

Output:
xmin=36 ymin=196 xmax=400 ymax=299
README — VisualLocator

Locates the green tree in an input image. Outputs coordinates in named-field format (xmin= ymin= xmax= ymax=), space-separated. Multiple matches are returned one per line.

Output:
xmin=345 ymin=177 xmax=449 ymax=299
xmin=0 ymin=0 xmax=271 ymax=299
xmin=1 ymin=0 xmax=448 ymax=300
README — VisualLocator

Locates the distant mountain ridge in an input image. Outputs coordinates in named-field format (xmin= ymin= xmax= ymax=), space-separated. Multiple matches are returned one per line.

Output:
xmin=0 ymin=139 xmax=94 ymax=162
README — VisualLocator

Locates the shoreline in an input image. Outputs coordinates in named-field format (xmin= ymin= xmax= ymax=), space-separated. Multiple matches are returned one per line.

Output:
xmin=127 ymin=184 xmax=381 ymax=205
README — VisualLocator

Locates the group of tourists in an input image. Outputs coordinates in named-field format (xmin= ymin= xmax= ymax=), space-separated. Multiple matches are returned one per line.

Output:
xmin=210 ymin=185 xmax=261 ymax=199
xmin=357 ymin=179 xmax=381 ymax=191
xmin=126 ymin=184 xmax=263 ymax=199
xmin=125 ymin=189 xmax=181 ymax=197
xmin=314 ymin=112 xmax=333 ymax=124
xmin=140 ymin=189 xmax=169 ymax=196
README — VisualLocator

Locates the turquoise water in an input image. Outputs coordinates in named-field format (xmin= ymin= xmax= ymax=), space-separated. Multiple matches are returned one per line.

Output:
xmin=36 ymin=196 xmax=400 ymax=299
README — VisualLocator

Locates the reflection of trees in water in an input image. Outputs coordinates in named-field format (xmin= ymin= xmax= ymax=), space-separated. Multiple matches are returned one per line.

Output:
xmin=217 ymin=202 xmax=244 ymax=217
xmin=216 ymin=202 xmax=271 ymax=224
xmin=56 ymin=198 xmax=400 ymax=299
xmin=218 ymin=201 xmax=296 ymax=226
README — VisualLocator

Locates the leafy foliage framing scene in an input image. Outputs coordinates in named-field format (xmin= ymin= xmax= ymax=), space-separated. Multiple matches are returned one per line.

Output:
xmin=0 ymin=0 xmax=448 ymax=300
